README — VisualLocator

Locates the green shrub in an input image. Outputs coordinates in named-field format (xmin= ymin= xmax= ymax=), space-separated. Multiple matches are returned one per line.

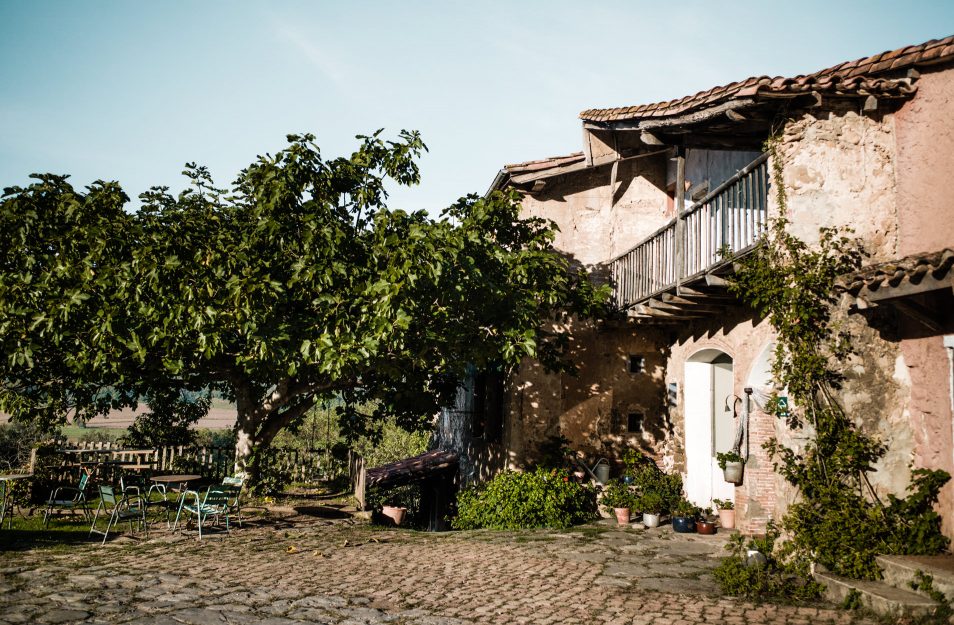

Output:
xmin=600 ymin=479 xmax=635 ymax=512
xmin=635 ymin=492 xmax=664 ymax=514
xmin=713 ymin=523 xmax=822 ymax=602
xmin=716 ymin=450 xmax=743 ymax=470
xmin=121 ymin=388 xmax=210 ymax=448
xmin=625 ymin=457 xmax=683 ymax=515
xmin=671 ymin=498 xmax=698 ymax=518
xmin=453 ymin=468 xmax=596 ymax=530
xmin=352 ymin=417 xmax=430 ymax=468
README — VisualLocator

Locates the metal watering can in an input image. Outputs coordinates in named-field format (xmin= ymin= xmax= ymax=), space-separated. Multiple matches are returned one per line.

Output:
xmin=591 ymin=458 xmax=610 ymax=485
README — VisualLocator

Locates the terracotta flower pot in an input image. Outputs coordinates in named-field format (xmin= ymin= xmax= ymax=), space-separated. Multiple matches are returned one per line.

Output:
xmin=696 ymin=519 xmax=717 ymax=534
xmin=614 ymin=507 xmax=631 ymax=525
xmin=381 ymin=505 xmax=407 ymax=526
xmin=642 ymin=512 xmax=660 ymax=528
xmin=718 ymin=509 xmax=736 ymax=529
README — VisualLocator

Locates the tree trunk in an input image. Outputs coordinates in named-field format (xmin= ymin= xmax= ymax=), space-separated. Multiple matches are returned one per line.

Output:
xmin=234 ymin=389 xmax=261 ymax=474
xmin=232 ymin=381 xmax=320 ymax=474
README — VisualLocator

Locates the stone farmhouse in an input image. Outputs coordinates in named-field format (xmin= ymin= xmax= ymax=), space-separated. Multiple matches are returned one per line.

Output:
xmin=437 ymin=35 xmax=954 ymax=537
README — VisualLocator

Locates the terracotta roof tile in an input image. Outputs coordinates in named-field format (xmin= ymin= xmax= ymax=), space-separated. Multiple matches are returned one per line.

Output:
xmin=838 ymin=249 xmax=954 ymax=293
xmin=581 ymin=35 xmax=954 ymax=123
xmin=503 ymin=152 xmax=585 ymax=175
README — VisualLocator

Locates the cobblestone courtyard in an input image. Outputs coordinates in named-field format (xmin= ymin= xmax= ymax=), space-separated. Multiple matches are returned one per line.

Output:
xmin=0 ymin=511 xmax=870 ymax=625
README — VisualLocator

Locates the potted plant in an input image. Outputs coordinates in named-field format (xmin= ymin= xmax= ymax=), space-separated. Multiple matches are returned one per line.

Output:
xmin=671 ymin=498 xmax=698 ymax=533
xmin=713 ymin=498 xmax=735 ymax=529
xmin=716 ymin=451 xmax=745 ymax=484
xmin=636 ymin=492 xmax=664 ymax=528
xmin=695 ymin=507 xmax=717 ymax=534
xmin=600 ymin=479 xmax=635 ymax=525
xmin=381 ymin=505 xmax=407 ymax=526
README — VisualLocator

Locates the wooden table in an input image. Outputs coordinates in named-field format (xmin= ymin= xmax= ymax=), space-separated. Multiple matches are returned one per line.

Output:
xmin=0 ymin=474 xmax=31 ymax=529
xmin=149 ymin=475 xmax=202 ymax=527
xmin=149 ymin=474 xmax=201 ymax=487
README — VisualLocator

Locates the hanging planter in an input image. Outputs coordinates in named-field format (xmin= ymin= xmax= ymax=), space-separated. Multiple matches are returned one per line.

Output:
xmin=717 ymin=451 xmax=745 ymax=485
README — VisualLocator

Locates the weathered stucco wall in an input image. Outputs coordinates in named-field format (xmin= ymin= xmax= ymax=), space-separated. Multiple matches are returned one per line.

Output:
xmin=503 ymin=320 xmax=670 ymax=470
xmin=899 ymin=330 xmax=954 ymax=539
xmin=891 ymin=66 xmax=954 ymax=539
xmin=780 ymin=104 xmax=898 ymax=261
xmin=775 ymin=97 xmax=954 ymax=540
xmin=519 ymin=155 xmax=669 ymax=266
xmin=894 ymin=67 xmax=954 ymax=257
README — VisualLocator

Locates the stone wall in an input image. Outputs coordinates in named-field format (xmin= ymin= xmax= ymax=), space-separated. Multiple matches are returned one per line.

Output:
xmin=502 ymin=320 xmax=669 ymax=471
xmin=779 ymin=102 xmax=899 ymax=261
xmin=518 ymin=155 xmax=668 ymax=266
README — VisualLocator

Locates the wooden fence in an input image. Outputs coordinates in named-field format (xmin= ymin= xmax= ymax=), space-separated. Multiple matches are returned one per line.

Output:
xmin=52 ymin=439 xmax=329 ymax=483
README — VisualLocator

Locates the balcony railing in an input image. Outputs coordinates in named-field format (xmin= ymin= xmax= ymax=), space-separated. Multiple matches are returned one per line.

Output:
xmin=609 ymin=153 xmax=770 ymax=310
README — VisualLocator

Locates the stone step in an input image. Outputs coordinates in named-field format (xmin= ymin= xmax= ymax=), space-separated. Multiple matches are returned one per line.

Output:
xmin=877 ymin=554 xmax=954 ymax=603
xmin=815 ymin=570 xmax=941 ymax=619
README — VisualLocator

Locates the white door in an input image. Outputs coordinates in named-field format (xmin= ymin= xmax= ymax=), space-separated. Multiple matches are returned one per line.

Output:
xmin=684 ymin=351 xmax=735 ymax=508
xmin=710 ymin=358 xmax=737 ymax=504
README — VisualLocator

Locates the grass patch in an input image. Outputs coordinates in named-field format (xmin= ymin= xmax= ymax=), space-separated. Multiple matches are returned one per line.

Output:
xmin=59 ymin=426 xmax=127 ymax=442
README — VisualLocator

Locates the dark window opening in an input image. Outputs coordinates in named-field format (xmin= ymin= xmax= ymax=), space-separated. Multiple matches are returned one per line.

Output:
xmin=628 ymin=355 xmax=645 ymax=374
xmin=627 ymin=412 xmax=643 ymax=433
xmin=471 ymin=369 xmax=504 ymax=443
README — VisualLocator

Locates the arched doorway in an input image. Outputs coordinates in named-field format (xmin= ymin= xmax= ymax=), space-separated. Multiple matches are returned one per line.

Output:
xmin=684 ymin=349 xmax=736 ymax=507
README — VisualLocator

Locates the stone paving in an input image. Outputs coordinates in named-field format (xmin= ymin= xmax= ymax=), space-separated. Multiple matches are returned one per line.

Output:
xmin=0 ymin=511 xmax=874 ymax=625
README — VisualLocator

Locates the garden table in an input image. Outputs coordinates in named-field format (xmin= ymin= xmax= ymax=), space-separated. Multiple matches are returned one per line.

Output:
xmin=148 ymin=474 xmax=202 ymax=527
xmin=0 ymin=474 xmax=31 ymax=529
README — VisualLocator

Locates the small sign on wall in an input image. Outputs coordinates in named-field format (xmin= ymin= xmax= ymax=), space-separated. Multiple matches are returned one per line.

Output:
xmin=668 ymin=382 xmax=678 ymax=407
xmin=777 ymin=396 xmax=789 ymax=419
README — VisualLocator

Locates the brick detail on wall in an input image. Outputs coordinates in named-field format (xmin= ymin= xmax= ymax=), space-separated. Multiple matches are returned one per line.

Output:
xmin=738 ymin=407 xmax=777 ymax=535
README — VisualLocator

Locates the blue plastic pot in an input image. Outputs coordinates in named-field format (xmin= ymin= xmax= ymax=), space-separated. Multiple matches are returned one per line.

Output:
xmin=672 ymin=516 xmax=697 ymax=533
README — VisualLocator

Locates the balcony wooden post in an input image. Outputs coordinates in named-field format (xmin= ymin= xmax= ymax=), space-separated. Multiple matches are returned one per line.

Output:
xmin=674 ymin=147 xmax=686 ymax=294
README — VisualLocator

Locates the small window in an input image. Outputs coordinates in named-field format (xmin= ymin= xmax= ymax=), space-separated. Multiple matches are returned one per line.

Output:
xmin=628 ymin=355 xmax=645 ymax=374
xmin=627 ymin=412 xmax=643 ymax=433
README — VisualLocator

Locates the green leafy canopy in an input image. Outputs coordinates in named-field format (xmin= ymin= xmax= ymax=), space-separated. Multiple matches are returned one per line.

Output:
xmin=0 ymin=131 xmax=609 ymax=465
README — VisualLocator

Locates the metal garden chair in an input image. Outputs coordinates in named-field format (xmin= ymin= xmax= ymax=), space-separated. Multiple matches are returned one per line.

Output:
xmin=43 ymin=470 xmax=91 ymax=527
xmin=88 ymin=484 xmax=148 ymax=545
xmin=172 ymin=487 xmax=231 ymax=540
xmin=221 ymin=473 xmax=246 ymax=527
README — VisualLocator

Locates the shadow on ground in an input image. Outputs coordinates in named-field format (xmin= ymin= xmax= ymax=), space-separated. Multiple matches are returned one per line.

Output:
xmin=0 ymin=528 xmax=92 ymax=552
xmin=292 ymin=505 xmax=352 ymax=519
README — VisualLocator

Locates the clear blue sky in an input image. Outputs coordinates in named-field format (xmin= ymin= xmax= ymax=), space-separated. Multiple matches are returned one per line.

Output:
xmin=1 ymin=1 xmax=952 ymax=215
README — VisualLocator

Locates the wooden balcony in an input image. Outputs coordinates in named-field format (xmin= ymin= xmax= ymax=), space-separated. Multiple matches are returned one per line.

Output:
xmin=608 ymin=153 xmax=769 ymax=319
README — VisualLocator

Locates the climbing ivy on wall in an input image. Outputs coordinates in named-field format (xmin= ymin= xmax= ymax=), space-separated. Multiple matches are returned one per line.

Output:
xmin=728 ymin=135 xmax=950 ymax=581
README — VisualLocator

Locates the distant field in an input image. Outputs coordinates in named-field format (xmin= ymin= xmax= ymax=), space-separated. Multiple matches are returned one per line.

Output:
xmin=0 ymin=398 xmax=237 ymax=432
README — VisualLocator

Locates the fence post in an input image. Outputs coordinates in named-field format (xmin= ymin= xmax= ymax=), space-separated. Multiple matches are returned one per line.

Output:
xmin=350 ymin=454 xmax=366 ymax=511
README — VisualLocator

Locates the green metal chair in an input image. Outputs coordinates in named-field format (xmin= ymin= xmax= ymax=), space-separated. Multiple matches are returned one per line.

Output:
xmin=88 ymin=485 xmax=148 ymax=545
xmin=173 ymin=487 xmax=231 ymax=540
xmin=43 ymin=471 xmax=91 ymax=527
xmin=221 ymin=473 xmax=246 ymax=527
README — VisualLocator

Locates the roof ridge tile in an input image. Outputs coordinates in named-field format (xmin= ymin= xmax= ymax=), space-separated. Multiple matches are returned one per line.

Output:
xmin=581 ymin=34 xmax=954 ymax=122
